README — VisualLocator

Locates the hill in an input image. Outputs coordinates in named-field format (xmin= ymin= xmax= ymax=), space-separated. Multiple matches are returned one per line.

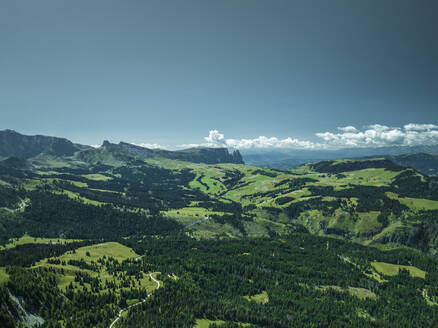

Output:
xmin=78 ymin=140 xmax=244 ymax=165
xmin=388 ymin=152 xmax=438 ymax=176
xmin=1 ymin=143 xmax=437 ymax=254
xmin=1 ymin=134 xmax=438 ymax=327
xmin=0 ymin=130 xmax=90 ymax=158
xmin=242 ymin=146 xmax=438 ymax=172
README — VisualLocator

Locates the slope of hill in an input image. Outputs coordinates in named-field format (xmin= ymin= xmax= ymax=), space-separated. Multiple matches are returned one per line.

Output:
xmin=388 ymin=152 xmax=438 ymax=176
xmin=78 ymin=140 xmax=244 ymax=165
xmin=1 ymin=139 xmax=438 ymax=327
xmin=1 ymin=143 xmax=437 ymax=254
xmin=242 ymin=146 xmax=438 ymax=172
xmin=0 ymin=130 xmax=90 ymax=158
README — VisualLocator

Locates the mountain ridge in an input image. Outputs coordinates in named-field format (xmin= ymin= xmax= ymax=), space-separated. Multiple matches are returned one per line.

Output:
xmin=0 ymin=130 xmax=244 ymax=165
xmin=0 ymin=130 xmax=90 ymax=159
xmin=79 ymin=140 xmax=244 ymax=165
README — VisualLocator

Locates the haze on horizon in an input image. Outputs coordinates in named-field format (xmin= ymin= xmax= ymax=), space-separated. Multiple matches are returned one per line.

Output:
xmin=1 ymin=0 xmax=437 ymax=148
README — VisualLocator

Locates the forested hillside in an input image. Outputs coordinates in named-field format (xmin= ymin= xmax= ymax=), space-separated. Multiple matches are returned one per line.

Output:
xmin=1 ymin=138 xmax=438 ymax=327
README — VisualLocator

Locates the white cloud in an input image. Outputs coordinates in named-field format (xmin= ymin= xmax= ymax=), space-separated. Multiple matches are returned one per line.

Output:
xmin=404 ymin=123 xmax=438 ymax=131
xmin=204 ymin=130 xmax=226 ymax=146
xmin=337 ymin=126 xmax=358 ymax=133
xmin=225 ymin=136 xmax=321 ymax=149
xmin=130 ymin=124 xmax=438 ymax=151
xmin=133 ymin=143 xmax=168 ymax=149
xmin=314 ymin=124 xmax=438 ymax=148
xmin=194 ymin=130 xmax=323 ymax=149
xmin=188 ymin=124 xmax=438 ymax=150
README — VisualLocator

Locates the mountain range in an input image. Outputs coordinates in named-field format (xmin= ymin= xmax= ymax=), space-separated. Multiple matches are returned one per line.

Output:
xmin=1 ymin=129 xmax=438 ymax=327
xmin=241 ymin=145 xmax=438 ymax=175
xmin=2 ymin=129 xmax=438 ymax=175
xmin=0 ymin=130 xmax=244 ymax=165
xmin=0 ymin=129 xmax=91 ymax=158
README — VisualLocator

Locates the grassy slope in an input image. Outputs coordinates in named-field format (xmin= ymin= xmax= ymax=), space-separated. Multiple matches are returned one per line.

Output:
xmin=371 ymin=261 xmax=426 ymax=279
xmin=243 ymin=290 xmax=269 ymax=304
xmin=7 ymin=153 xmax=437 ymax=247
xmin=0 ymin=267 xmax=8 ymax=285
xmin=34 ymin=242 xmax=158 ymax=294
xmin=0 ymin=235 xmax=82 ymax=250
xmin=141 ymin=157 xmax=408 ymax=241
xmin=195 ymin=319 xmax=251 ymax=328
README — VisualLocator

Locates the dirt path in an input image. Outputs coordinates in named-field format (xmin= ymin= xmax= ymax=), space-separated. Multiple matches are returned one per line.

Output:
xmin=108 ymin=272 xmax=161 ymax=328
xmin=0 ymin=198 xmax=26 ymax=213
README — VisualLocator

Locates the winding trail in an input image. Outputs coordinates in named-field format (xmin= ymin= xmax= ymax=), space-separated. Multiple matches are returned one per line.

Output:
xmin=184 ymin=216 xmax=210 ymax=229
xmin=0 ymin=198 xmax=26 ymax=213
xmin=108 ymin=272 xmax=161 ymax=328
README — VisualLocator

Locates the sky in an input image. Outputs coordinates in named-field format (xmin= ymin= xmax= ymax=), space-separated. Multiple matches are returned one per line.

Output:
xmin=1 ymin=0 xmax=437 ymax=149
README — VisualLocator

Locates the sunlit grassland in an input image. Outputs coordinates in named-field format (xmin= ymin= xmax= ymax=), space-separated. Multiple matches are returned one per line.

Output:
xmin=195 ymin=319 xmax=251 ymax=328
xmin=54 ymin=242 xmax=139 ymax=263
xmin=188 ymin=222 xmax=243 ymax=240
xmin=30 ymin=156 xmax=78 ymax=169
xmin=386 ymin=192 xmax=438 ymax=211
xmin=0 ymin=235 xmax=82 ymax=250
xmin=69 ymin=180 xmax=88 ymax=188
xmin=82 ymin=173 xmax=113 ymax=181
xmin=316 ymin=286 xmax=377 ymax=300
xmin=244 ymin=217 xmax=287 ymax=236
xmin=195 ymin=319 xmax=225 ymax=328
xmin=334 ymin=168 xmax=399 ymax=186
xmin=243 ymin=290 xmax=269 ymax=304
xmin=0 ymin=267 xmax=9 ymax=285
xmin=296 ymin=208 xmax=382 ymax=235
xmin=56 ymin=190 xmax=105 ymax=206
xmin=224 ymin=174 xmax=287 ymax=203
xmin=33 ymin=242 xmax=159 ymax=295
xmin=371 ymin=261 xmax=426 ymax=279
xmin=34 ymin=170 xmax=61 ymax=176
xmin=189 ymin=173 xmax=226 ymax=195
xmin=162 ymin=207 xmax=226 ymax=219
xmin=354 ymin=211 xmax=381 ymax=233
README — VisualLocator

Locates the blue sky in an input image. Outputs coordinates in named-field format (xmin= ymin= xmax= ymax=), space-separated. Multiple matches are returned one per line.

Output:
xmin=1 ymin=0 xmax=437 ymax=148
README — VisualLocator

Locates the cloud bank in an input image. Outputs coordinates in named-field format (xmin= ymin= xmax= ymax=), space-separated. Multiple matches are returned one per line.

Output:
xmin=186 ymin=124 xmax=438 ymax=150
xmin=135 ymin=143 xmax=168 ymax=150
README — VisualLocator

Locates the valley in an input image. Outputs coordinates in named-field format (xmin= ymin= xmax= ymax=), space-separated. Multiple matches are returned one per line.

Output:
xmin=1 ymin=131 xmax=438 ymax=327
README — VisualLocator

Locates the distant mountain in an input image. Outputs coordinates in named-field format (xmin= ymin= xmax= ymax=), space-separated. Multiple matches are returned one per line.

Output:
xmin=78 ymin=140 xmax=244 ymax=165
xmin=242 ymin=145 xmax=438 ymax=170
xmin=388 ymin=152 xmax=438 ymax=176
xmin=0 ymin=130 xmax=90 ymax=158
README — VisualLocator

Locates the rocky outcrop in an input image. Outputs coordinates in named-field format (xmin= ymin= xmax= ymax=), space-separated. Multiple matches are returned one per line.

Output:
xmin=0 ymin=130 xmax=90 ymax=158
xmin=99 ymin=141 xmax=244 ymax=164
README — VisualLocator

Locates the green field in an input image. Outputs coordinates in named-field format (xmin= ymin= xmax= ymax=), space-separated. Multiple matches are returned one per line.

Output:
xmin=0 ymin=235 xmax=82 ymax=250
xmin=243 ymin=290 xmax=269 ymax=304
xmin=195 ymin=319 xmax=226 ymax=327
xmin=82 ymin=173 xmax=112 ymax=181
xmin=371 ymin=261 xmax=426 ymax=279
xmin=316 ymin=286 xmax=377 ymax=300
xmin=58 ymin=189 xmax=105 ymax=206
xmin=195 ymin=319 xmax=251 ymax=328
xmin=33 ymin=242 xmax=159 ymax=295
xmin=162 ymin=207 xmax=225 ymax=219
xmin=0 ymin=267 xmax=9 ymax=285
xmin=50 ymin=242 xmax=139 ymax=263
xmin=12 ymin=153 xmax=435 ymax=246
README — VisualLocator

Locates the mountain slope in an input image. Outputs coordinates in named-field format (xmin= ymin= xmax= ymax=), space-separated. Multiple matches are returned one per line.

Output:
xmin=1 ymin=140 xmax=438 ymax=327
xmin=0 ymin=130 xmax=90 ymax=158
xmin=242 ymin=145 xmax=438 ymax=170
xmin=2 ymin=142 xmax=438 ymax=254
xmin=388 ymin=152 xmax=438 ymax=176
xmin=78 ymin=140 xmax=244 ymax=165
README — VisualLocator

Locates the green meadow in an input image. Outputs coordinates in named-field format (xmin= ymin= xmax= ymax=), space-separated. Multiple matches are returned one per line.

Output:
xmin=371 ymin=261 xmax=426 ymax=279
